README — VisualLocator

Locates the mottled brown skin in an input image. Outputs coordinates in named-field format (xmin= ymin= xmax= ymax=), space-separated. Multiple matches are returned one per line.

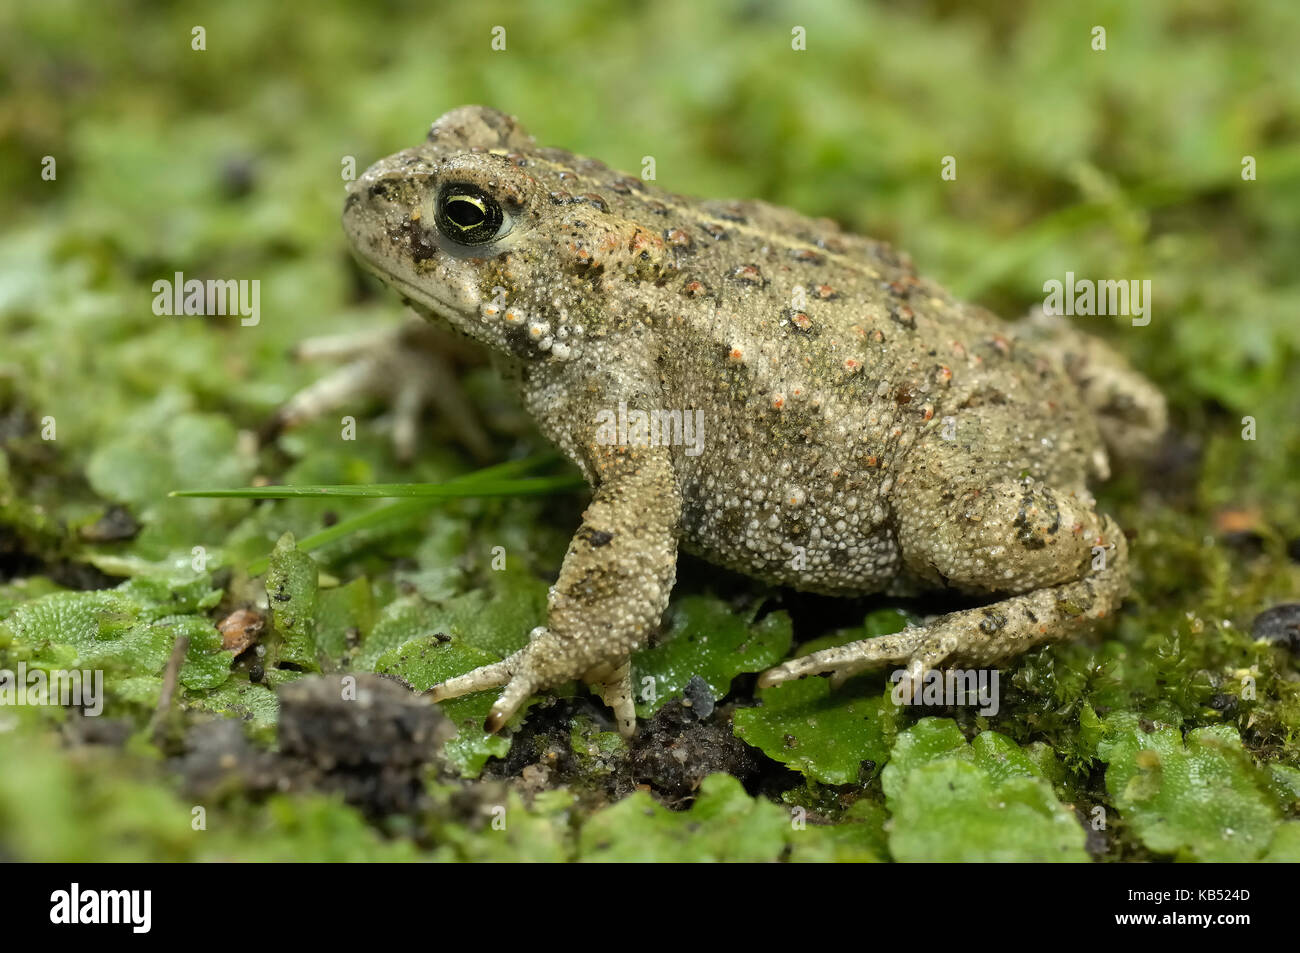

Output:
xmin=339 ymin=106 xmax=1166 ymax=736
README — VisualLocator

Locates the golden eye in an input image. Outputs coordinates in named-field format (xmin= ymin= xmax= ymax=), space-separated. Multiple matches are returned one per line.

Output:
xmin=435 ymin=185 xmax=508 ymax=245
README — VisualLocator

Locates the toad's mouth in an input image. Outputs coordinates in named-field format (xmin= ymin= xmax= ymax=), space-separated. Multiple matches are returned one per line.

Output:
xmin=346 ymin=245 xmax=479 ymax=331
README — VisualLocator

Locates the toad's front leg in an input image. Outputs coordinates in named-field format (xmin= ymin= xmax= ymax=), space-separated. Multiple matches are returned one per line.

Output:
xmin=429 ymin=442 xmax=681 ymax=737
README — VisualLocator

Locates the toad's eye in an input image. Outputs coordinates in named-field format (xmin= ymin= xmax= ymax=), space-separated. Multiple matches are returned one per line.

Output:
xmin=434 ymin=185 xmax=510 ymax=246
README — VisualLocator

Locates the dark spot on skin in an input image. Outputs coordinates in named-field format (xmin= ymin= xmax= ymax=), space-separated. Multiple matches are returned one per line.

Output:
xmin=580 ymin=193 xmax=609 ymax=212
xmin=979 ymin=610 xmax=1007 ymax=634
xmin=1043 ymin=493 xmax=1061 ymax=536
xmin=664 ymin=228 xmax=693 ymax=250
xmin=1014 ymin=490 xmax=1050 ymax=550
xmin=368 ymin=181 xmax=393 ymax=199
xmin=344 ymin=191 xmax=361 ymax=213
xmin=645 ymin=200 xmax=670 ymax=216
xmin=580 ymin=528 xmax=614 ymax=548
xmin=888 ymin=275 xmax=923 ymax=297
xmin=727 ymin=264 xmax=765 ymax=286
xmin=782 ymin=309 xmax=814 ymax=333
xmin=889 ymin=304 xmax=917 ymax=330
xmin=406 ymin=222 xmax=438 ymax=262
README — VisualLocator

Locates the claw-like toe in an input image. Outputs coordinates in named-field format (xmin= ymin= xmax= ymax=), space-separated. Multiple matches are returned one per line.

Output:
xmin=588 ymin=660 xmax=636 ymax=738
xmin=425 ymin=658 xmax=513 ymax=703
xmin=757 ymin=629 xmax=925 ymax=689
xmin=483 ymin=676 xmax=536 ymax=734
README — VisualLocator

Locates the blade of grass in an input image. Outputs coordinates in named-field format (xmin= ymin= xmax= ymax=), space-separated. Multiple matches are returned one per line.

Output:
xmin=173 ymin=453 xmax=583 ymax=575
xmin=172 ymin=475 xmax=582 ymax=499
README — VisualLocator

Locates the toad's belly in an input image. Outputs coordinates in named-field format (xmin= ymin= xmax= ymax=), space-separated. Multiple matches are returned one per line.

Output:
xmin=677 ymin=489 xmax=905 ymax=596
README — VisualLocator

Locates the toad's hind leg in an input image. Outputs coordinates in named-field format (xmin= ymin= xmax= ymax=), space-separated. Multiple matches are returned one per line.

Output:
xmin=759 ymin=472 xmax=1129 ymax=689
xmin=759 ymin=524 xmax=1126 ymax=688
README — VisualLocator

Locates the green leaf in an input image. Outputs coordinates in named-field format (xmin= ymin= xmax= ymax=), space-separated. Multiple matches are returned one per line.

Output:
xmin=376 ymin=636 xmax=521 ymax=778
xmin=734 ymin=680 xmax=898 ymax=785
xmin=0 ymin=572 xmax=231 ymax=716
xmin=186 ymin=679 xmax=282 ymax=742
xmin=1263 ymin=823 xmax=1300 ymax=862
xmin=786 ymin=799 xmax=889 ymax=862
xmin=577 ymin=773 xmax=789 ymax=862
xmin=882 ymin=718 xmax=1088 ymax=862
xmin=1096 ymin=713 xmax=1280 ymax=861
xmin=438 ymin=789 xmax=574 ymax=862
xmin=313 ymin=576 xmax=376 ymax=664
xmin=264 ymin=532 xmax=320 ymax=672
xmin=369 ymin=571 xmax=548 ymax=777
xmin=632 ymin=596 xmax=793 ymax=717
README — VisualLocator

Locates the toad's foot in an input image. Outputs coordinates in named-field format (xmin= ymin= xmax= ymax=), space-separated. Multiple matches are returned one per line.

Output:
xmin=264 ymin=319 xmax=492 ymax=462
xmin=427 ymin=441 xmax=680 ymax=738
xmin=428 ymin=638 xmax=637 ymax=736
